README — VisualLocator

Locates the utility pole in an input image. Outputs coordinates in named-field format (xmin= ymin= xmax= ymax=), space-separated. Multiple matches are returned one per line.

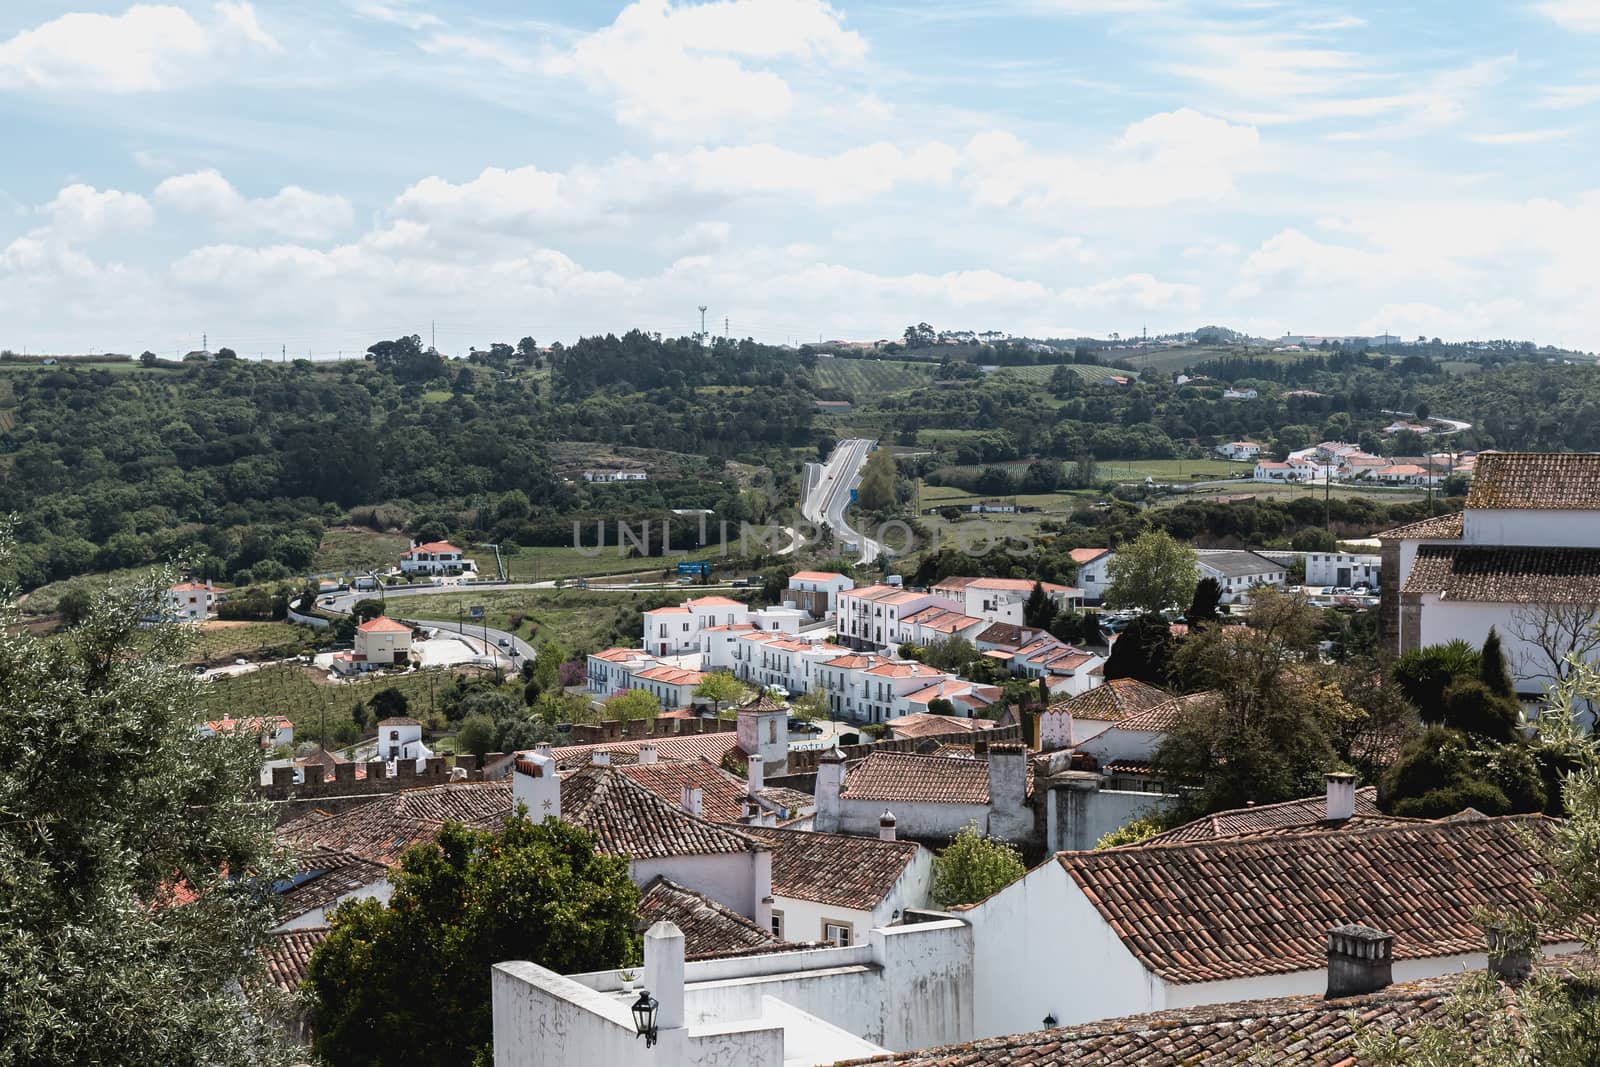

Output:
xmin=202 ymin=332 xmax=208 ymax=355
xmin=432 ymin=320 xmax=437 ymax=352
xmin=698 ymin=306 xmax=708 ymax=343
xmin=724 ymin=316 xmax=729 ymax=340
xmin=281 ymin=344 xmax=286 ymax=363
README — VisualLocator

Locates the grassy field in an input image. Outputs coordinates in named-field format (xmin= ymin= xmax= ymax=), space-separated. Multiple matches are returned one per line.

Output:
xmin=196 ymin=661 xmax=501 ymax=736
xmin=809 ymin=358 xmax=937 ymax=397
xmin=927 ymin=457 xmax=1240 ymax=482
xmin=312 ymin=527 xmax=414 ymax=576
xmin=1164 ymin=482 xmax=1429 ymax=506
xmin=499 ymin=542 xmax=734 ymax=582
xmin=991 ymin=364 xmax=1139 ymax=384
xmin=386 ymin=586 xmax=671 ymax=653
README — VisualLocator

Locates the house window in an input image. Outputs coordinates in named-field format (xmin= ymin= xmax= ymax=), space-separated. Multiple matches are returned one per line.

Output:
xmin=389 ymin=730 xmax=399 ymax=740
xmin=823 ymin=921 xmax=852 ymax=947
xmin=771 ymin=911 xmax=785 ymax=938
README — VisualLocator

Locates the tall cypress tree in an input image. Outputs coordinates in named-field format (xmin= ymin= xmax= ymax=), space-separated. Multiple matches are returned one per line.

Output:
xmin=1479 ymin=627 xmax=1515 ymax=697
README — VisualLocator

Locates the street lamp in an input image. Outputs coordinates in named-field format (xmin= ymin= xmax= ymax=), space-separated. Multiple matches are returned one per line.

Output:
xmin=631 ymin=990 xmax=660 ymax=1048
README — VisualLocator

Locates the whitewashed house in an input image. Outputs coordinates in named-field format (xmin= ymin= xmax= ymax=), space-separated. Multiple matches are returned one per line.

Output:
xmin=1071 ymin=548 xmax=1114 ymax=602
xmin=931 ymin=576 xmax=1084 ymax=627
xmin=165 ymin=580 xmax=215 ymax=621
xmin=833 ymin=585 xmax=962 ymax=651
xmin=785 ymin=570 xmax=855 ymax=617
xmin=642 ymin=596 xmax=804 ymax=658
xmin=399 ymin=540 xmax=475 ymax=575
xmin=743 ymin=823 xmax=933 ymax=947
xmin=1214 ymin=441 xmax=1262 ymax=460
xmin=585 ymin=647 xmax=658 ymax=696
xmin=1197 ymin=549 xmax=1287 ymax=603
xmin=1305 ymin=551 xmax=1381 ymax=588
xmin=197 ymin=714 xmax=294 ymax=749
xmin=333 ymin=615 xmax=414 ymax=675
xmin=376 ymin=716 xmax=431 ymax=761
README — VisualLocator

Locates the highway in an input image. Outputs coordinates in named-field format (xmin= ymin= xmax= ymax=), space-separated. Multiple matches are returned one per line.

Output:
xmin=801 ymin=438 xmax=882 ymax=565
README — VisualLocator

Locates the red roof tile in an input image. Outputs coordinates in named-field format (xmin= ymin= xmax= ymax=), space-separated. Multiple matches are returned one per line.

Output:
xmin=260 ymin=926 xmax=330 ymax=994
xmin=1403 ymin=544 xmax=1600 ymax=603
xmin=357 ymin=616 xmax=413 ymax=634
xmin=1465 ymin=451 xmax=1600 ymax=510
xmin=638 ymin=877 xmax=783 ymax=959
xmin=1050 ymin=679 xmax=1172 ymax=722
xmin=841 ymin=751 xmax=994 ymax=805
xmin=740 ymin=825 xmax=919 ymax=911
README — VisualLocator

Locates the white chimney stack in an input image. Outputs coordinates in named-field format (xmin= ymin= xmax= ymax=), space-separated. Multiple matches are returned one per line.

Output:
xmin=879 ymin=809 xmax=897 ymax=842
xmin=591 ymin=750 xmax=610 ymax=766
xmin=681 ymin=784 xmax=703 ymax=818
xmin=511 ymin=752 xmax=560 ymax=820
xmin=637 ymin=743 xmax=658 ymax=765
xmin=746 ymin=753 xmax=764 ymax=798
xmin=1325 ymin=772 xmax=1356 ymax=822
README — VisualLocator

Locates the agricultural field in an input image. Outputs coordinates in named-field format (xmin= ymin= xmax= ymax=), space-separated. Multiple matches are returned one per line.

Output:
xmin=312 ymin=527 xmax=414 ymax=576
xmin=1163 ymin=481 xmax=1429 ymax=507
xmin=196 ymin=661 xmax=507 ymax=738
xmin=186 ymin=620 xmax=309 ymax=665
xmin=809 ymin=358 xmax=937 ymax=397
xmin=990 ymin=364 xmax=1139 ymax=384
xmin=499 ymin=541 xmax=730 ymax=582
xmin=383 ymin=586 xmax=671 ymax=654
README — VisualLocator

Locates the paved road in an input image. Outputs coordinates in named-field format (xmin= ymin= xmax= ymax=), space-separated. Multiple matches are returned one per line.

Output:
xmin=801 ymin=438 xmax=882 ymax=564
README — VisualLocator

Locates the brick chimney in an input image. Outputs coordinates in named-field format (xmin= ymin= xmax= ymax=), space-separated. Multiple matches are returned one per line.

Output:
xmin=879 ymin=809 xmax=897 ymax=842
xmin=1325 ymin=771 xmax=1357 ymax=822
xmin=1325 ymin=924 xmax=1393 ymax=998
xmin=680 ymin=784 xmax=703 ymax=818
xmin=746 ymin=753 xmax=764 ymax=798
xmin=637 ymin=743 xmax=658 ymax=765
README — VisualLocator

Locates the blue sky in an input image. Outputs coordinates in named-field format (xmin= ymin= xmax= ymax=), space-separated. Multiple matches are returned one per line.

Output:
xmin=3 ymin=0 xmax=1599 ymax=355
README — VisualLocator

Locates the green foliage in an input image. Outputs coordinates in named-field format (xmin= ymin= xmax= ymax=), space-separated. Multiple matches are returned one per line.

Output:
xmin=927 ymin=697 xmax=956 ymax=716
xmin=1392 ymin=640 xmax=1481 ymax=722
xmin=694 ymin=670 xmax=748 ymax=715
xmin=1103 ymin=612 xmax=1174 ymax=686
xmin=789 ymin=689 xmax=828 ymax=722
xmin=531 ymin=641 xmax=565 ymax=693
xmin=931 ymin=824 xmax=1027 ymax=907
xmin=1480 ymin=627 xmax=1515 ymax=697
xmin=1095 ymin=817 xmax=1164 ymax=848
xmin=351 ymin=598 xmax=385 ymax=622
xmin=1382 ymin=726 xmax=1545 ymax=818
xmin=604 ymin=688 xmax=661 ymax=721
xmin=922 ymin=634 xmax=977 ymax=672
xmin=1186 ymin=577 xmax=1222 ymax=625
xmin=1439 ymin=679 xmax=1521 ymax=742
xmin=857 ymin=443 xmax=897 ymax=511
xmin=455 ymin=713 xmax=498 ymax=759
xmin=307 ymin=815 xmax=640 ymax=1067
xmin=369 ymin=686 xmax=410 ymax=721
xmin=1023 ymin=580 xmax=1057 ymax=629
xmin=1104 ymin=530 xmax=1199 ymax=614
xmin=0 ymin=568 xmax=298 ymax=1065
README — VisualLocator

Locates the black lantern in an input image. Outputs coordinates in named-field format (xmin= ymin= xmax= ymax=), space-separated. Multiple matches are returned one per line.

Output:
xmin=632 ymin=989 xmax=660 ymax=1048
xmin=1042 ymin=1013 xmax=1058 ymax=1028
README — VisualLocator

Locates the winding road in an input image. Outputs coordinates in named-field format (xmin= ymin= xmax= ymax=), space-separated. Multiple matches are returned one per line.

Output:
xmin=801 ymin=438 xmax=882 ymax=565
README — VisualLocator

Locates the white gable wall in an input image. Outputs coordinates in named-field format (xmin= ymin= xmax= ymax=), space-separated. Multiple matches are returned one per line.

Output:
xmin=1464 ymin=508 xmax=1600 ymax=549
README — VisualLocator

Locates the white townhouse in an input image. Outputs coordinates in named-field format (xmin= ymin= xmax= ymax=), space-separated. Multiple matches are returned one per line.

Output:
xmin=1214 ymin=441 xmax=1262 ymax=460
xmin=1010 ymin=636 xmax=1105 ymax=697
xmin=896 ymin=605 xmax=989 ymax=649
xmin=784 ymin=570 xmax=855 ymax=617
xmin=642 ymin=596 xmax=805 ymax=657
xmin=811 ymin=652 xmax=958 ymax=724
xmin=376 ymin=716 xmax=432 ymax=761
xmin=1071 ymin=548 xmax=1114 ymax=602
xmin=931 ymin=577 xmax=1084 ymax=627
xmin=586 ymin=646 xmax=659 ymax=696
xmin=1196 ymin=549 xmax=1287 ymax=604
xmin=165 ymin=580 xmax=215 ymax=622
xmin=833 ymin=585 xmax=962 ymax=651
xmin=1305 ymin=551 xmax=1381 ymax=589
xmin=399 ymin=540 xmax=475 ymax=575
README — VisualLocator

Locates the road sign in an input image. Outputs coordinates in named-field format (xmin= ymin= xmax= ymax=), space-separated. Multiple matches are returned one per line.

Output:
xmin=469 ymin=605 xmax=485 ymax=619
xmin=676 ymin=561 xmax=710 ymax=576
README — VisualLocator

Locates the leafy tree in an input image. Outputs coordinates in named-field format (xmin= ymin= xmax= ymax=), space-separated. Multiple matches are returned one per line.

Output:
xmin=531 ymin=641 xmax=565 ymax=694
xmin=930 ymin=823 xmax=1026 ymax=907
xmin=306 ymin=816 xmax=639 ymax=1067
xmin=1023 ymin=580 xmax=1057 ymax=629
xmin=927 ymin=697 xmax=957 ymax=716
xmin=857 ymin=444 xmax=897 ymax=511
xmin=455 ymin=713 xmax=497 ymax=760
xmin=369 ymin=687 xmax=410 ymax=721
xmin=694 ymin=671 xmax=748 ymax=717
xmin=1103 ymin=612 xmax=1174 ymax=686
xmin=1157 ymin=589 xmax=1351 ymax=815
xmin=1439 ymin=679 xmax=1520 ymax=742
xmin=923 ymin=634 xmax=978 ymax=672
xmin=604 ymin=688 xmax=661 ymax=722
xmin=0 ymin=569 xmax=297 ymax=1065
xmin=1095 ymin=817 xmax=1163 ymax=848
xmin=55 ymin=585 xmax=95 ymax=627
xmin=1480 ymin=627 xmax=1515 ymax=697
xmin=533 ymin=689 xmax=593 ymax=726
xmin=898 ymin=641 xmax=926 ymax=662
xmin=789 ymin=689 xmax=828 ymax=722
xmin=351 ymin=598 xmax=385 ymax=622
xmin=1382 ymin=726 xmax=1545 ymax=818
xmin=1392 ymin=640 xmax=1481 ymax=722
xmin=1290 ymin=528 xmax=1337 ymax=552
xmin=1186 ymin=577 xmax=1222 ymax=625
xmin=1104 ymin=530 xmax=1198 ymax=614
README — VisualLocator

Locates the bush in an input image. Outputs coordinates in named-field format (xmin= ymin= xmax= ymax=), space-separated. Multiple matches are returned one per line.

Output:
xmin=1391 ymin=779 xmax=1512 ymax=819
xmin=1439 ymin=679 xmax=1520 ymax=742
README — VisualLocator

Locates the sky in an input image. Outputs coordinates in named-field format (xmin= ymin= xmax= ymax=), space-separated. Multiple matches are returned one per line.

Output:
xmin=2 ymin=0 xmax=1599 ymax=356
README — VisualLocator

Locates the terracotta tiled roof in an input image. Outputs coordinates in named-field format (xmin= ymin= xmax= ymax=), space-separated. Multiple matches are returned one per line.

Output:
xmin=561 ymin=767 xmax=761 ymax=860
xmin=280 ymin=781 xmax=512 ymax=866
xmin=863 ymin=661 xmax=945 ymax=679
xmin=278 ymin=845 xmax=388 ymax=922
xmin=591 ymin=647 xmax=653 ymax=663
xmin=202 ymin=715 xmax=292 ymax=734
xmin=1070 ymin=548 xmax=1110 ymax=564
xmin=405 ymin=540 xmax=462 ymax=554
xmin=357 ymin=616 xmax=412 ymax=634
xmin=543 ymin=731 xmax=742 ymax=770
xmin=1404 ymin=544 xmax=1600 ymax=603
xmin=260 ymin=926 xmax=330 ymax=994
xmin=886 ymin=713 xmax=997 ymax=739
xmin=974 ymin=622 xmax=1030 ymax=647
xmin=740 ymin=825 xmax=919 ymax=911
xmin=832 ymin=956 xmax=1600 ymax=1067
xmin=1056 ymin=815 xmax=1560 ymax=984
xmin=634 ymin=664 xmax=704 ymax=685
xmin=618 ymin=760 xmax=752 ymax=824
xmin=686 ymin=595 xmax=745 ymax=607
xmin=841 ymin=751 xmax=994 ymax=805
xmin=754 ymin=786 xmax=816 ymax=815
xmin=1050 ymin=679 xmax=1172 ymax=722
xmin=1465 ymin=451 xmax=1600 ymax=510
xmin=637 ymin=877 xmax=782 ymax=960
xmin=789 ymin=570 xmax=848 ymax=582
xmin=1105 ymin=692 xmax=1212 ymax=734
xmin=1136 ymin=786 xmax=1387 ymax=845
xmin=1377 ymin=511 xmax=1463 ymax=540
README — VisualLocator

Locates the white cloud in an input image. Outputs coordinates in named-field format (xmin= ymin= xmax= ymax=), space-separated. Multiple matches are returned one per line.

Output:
xmin=418 ymin=33 xmax=535 ymax=71
xmin=1017 ymin=235 xmax=1098 ymax=265
xmin=1467 ymin=128 xmax=1574 ymax=144
xmin=965 ymin=109 xmax=1261 ymax=210
xmin=1538 ymin=0 xmax=1600 ymax=31
xmin=1534 ymin=83 xmax=1600 ymax=109
xmin=0 ymin=3 xmax=279 ymax=93
xmin=41 ymin=184 xmax=154 ymax=240
xmin=546 ymin=0 xmax=866 ymax=137
xmin=392 ymin=141 xmax=960 ymax=232
xmin=658 ymin=220 xmax=732 ymax=255
xmin=154 ymin=170 xmax=352 ymax=241
xmin=350 ymin=0 xmax=440 ymax=29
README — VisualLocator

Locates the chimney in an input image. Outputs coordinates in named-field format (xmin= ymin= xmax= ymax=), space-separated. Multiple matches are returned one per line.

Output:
xmin=1325 ymin=771 xmax=1357 ymax=822
xmin=1486 ymin=923 xmax=1534 ymax=986
xmin=746 ymin=753 xmax=764 ymax=798
xmin=591 ymin=750 xmax=610 ymax=766
xmin=534 ymin=742 xmax=553 ymax=758
xmin=987 ymin=743 xmax=1027 ymax=812
xmin=642 ymin=921 xmax=685 ymax=1033
xmin=879 ymin=809 xmax=897 ymax=842
xmin=637 ymin=743 xmax=658 ymax=765
xmin=680 ymin=784 xmax=703 ymax=818
xmin=815 ymin=747 xmax=846 ymax=834
xmin=1325 ymin=924 xmax=1393 ymax=998
xmin=511 ymin=752 xmax=560 ymax=821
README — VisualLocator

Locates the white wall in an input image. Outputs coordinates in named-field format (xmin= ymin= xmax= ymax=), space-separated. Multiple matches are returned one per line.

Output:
xmin=774 ymin=848 xmax=932 ymax=945
xmin=632 ymin=852 xmax=764 ymax=921
xmin=277 ymin=878 xmax=393 ymax=931
xmin=832 ymin=797 xmax=991 ymax=840
xmin=1417 ymin=596 xmax=1600 ymax=693
xmin=1464 ymin=509 xmax=1600 ymax=549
